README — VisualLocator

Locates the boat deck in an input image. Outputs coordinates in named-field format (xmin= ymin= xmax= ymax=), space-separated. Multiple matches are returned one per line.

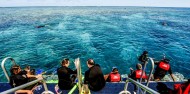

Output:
xmin=0 ymin=82 xmax=183 ymax=94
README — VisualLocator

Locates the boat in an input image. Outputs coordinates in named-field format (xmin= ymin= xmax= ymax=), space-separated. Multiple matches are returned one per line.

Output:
xmin=0 ymin=57 xmax=187 ymax=94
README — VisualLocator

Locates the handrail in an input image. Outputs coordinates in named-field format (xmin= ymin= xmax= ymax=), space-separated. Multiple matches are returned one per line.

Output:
xmin=143 ymin=57 xmax=155 ymax=94
xmin=0 ymin=77 xmax=53 ymax=94
xmin=69 ymin=58 xmax=83 ymax=94
xmin=138 ymin=57 xmax=155 ymax=94
xmin=125 ymin=78 xmax=159 ymax=94
xmin=119 ymin=80 xmax=131 ymax=94
xmin=77 ymin=58 xmax=82 ymax=93
xmin=140 ymin=57 xmax=154 ymax=84
xmin=139 ymin=60 xmax=147 ymax=83
xmin=1 ymin=57 xmax=53 ymax=94
xmin=146 ymin=57 xmax=154 ymax=87
xmin=1 ymin=57 xmax=16 ymax=82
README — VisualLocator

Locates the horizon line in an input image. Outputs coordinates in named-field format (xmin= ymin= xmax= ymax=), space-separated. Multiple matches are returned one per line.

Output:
xmin=0 ymin=5 xmax=190 ymax=8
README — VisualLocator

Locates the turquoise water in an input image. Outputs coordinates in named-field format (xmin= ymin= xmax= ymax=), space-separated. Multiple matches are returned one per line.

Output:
xmin=0 ymin=7 xmax=190 ymax=82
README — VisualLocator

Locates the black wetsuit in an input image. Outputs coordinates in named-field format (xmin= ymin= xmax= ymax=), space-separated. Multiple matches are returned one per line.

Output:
xmin=154 ymin=61 xmax=172 ymax=80
xmin=138 ymin=54 xmax=148 ymax=67
xmin=84 ymin=64 xmax=105 ymax=91
xmin=57 ymin=66 xmax=77 ymax=90
xmin=9 ymin=71 xmax=37 ymax=90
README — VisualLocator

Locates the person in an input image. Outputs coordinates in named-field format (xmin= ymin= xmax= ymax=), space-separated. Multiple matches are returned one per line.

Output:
xmin=153 ymin=58 xmax=176 ymax=82
xmin=129 ymin=63 xmax=148 ymax=81
xmin=105 ymin=67 xmax=121 ymax=82
xmin=156 ymin=82 xmax=173 ymax=94
xmin=173 ymin=79 xmax=190 ymax=94
xmin=36 ymin=25 xmax=46 ymax=28
xmin=9 ymin=65 xmax=42 ymax=92
xmin=138 ymin=51 xmax=148 ymax=68
xmin=128 ymin=63 xmax=148 ymax=92
xmin=84 ymin=59 xmax=106 ymax=91
xmin=162 ymin=22 xmax=168 ymax=26
xmin=57 ymin=58 xmax=77 ymax=90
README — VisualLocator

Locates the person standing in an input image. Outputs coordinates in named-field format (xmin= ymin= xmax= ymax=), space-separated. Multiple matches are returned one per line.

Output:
xmin=57 ymin=58 xmax=77 ymax=90
xmin=84 ymin=59 xmax=106 ymax=91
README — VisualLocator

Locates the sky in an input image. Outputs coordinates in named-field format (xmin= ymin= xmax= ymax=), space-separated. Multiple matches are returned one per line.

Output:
xmin=0 ymin=0 xmax=190 ymax=7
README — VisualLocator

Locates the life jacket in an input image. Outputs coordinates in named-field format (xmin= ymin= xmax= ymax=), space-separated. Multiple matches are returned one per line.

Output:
xmin=109 ymin=72 xmax=121 ymax=82
xmin=174 ymin=83 xmax=190 ymax=94
xmin=158 ymin=61 xmax=170 ymax=71
xmin=135 ymin=70 xmax=147 ymax=79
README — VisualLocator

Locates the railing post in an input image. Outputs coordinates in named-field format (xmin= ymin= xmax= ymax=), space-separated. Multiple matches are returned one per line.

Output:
xmin=138 ymin=57 xmax=155 ymax=94
xmin=146 ymin=57 xmax=154 ymax=87
xmin=119 ymin=79 xmax=131 ymax=94
xmin=124 ymin=80 xmax=129 ymax=91
xmin=1 ymin=57 xmax=54 ymax=94
xmin=143 ymin=57 xmax=155 ymax=94
xmin=139 ymin=61 xmax=148 ymax=83
xmin=1 ymin=57 xmax=16 ymax=82
xmin=42 ymin=79 xmax=49 ymax=91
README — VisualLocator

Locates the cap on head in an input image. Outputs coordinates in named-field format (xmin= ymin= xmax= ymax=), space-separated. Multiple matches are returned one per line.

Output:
xmin=112 ymin=67 xmax=118 ymax=72
xmin=10 ymin=64 xmax=20 ymax=74
xmin=136 ymin=63 xmax=142 ymax=70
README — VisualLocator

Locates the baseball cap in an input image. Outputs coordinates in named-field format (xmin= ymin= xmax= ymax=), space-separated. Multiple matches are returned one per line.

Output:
xmin=112 ymin=67 xmax=118 ymax=72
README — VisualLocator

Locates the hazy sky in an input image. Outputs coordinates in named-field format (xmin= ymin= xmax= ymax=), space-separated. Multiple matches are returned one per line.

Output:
xmin=0 ymin=0 xmax=190 ymax=7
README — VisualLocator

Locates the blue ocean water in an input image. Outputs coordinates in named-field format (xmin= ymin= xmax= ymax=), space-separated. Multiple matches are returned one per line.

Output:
xmin=0 ymin=6 xmax=190 ymax=82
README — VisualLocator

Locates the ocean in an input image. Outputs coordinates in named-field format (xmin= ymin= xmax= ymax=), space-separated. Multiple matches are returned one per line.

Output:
xmin=0 ymin=6 xmax=190 ymax=82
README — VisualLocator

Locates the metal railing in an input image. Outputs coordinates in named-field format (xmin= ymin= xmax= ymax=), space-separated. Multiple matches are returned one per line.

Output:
xmin=1 ymin=57 xmax=53 ymax=94
xmin=69 ymin=58 xmax=83 ymax=94
xmin=122 ymin=78 xmax=159 ymax=94
xmin=140 ymin=57 xmax=155 ymax=94
xmin=145 ymin=57 xmax=155 ymax=87
xmin=0 ymin=78 xmax=53 ymax=94
xmin=1 ymin=57 xmax=16 ymax=82
xmin=120 ymin=57 xmax=158 ymax=94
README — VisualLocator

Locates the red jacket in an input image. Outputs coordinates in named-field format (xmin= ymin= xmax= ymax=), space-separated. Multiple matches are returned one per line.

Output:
xmin=135 ymin=70 xmax=147 ymax=79
xmin=174 ymin=83 xmax=190 ymax=94
xmin=158 ymin=61 xmax=170 ymax=71
xmin=109 ymin=72 xmax=121 ymax=82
